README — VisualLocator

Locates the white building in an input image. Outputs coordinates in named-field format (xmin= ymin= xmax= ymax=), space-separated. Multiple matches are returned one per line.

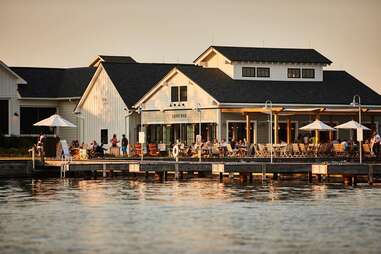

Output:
xmin=2 ymin=46 xmax=381 ymax=149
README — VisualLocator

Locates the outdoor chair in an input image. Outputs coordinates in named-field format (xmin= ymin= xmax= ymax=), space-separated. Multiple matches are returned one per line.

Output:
xmin=257 ymin=144 xmax=268 ymax=157
xmin=363 ymin=143 xmax=373 ymax=158
xmin=211 ymin=144 xmax=220 ymax=157
xmin=226 ymin=144 xmax=237 ymax=157
xmin=292 ymin=143 xmax=302 ymax=157
xmin=60 ymin=140 xmax=72 ymax=161
xmin=333 ymin=144 xmax=345 ymax=157
xmin=148 ymin=144 xmax=160 ymax=157
xmin=134 ymin=143 xmax=143 ymax=157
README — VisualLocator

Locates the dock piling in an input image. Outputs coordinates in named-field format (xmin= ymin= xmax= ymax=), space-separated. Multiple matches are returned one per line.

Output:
xmin=368 ymin=165 xmax=374 ymax=186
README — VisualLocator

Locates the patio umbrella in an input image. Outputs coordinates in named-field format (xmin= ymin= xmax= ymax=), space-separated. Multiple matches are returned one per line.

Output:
xmin=300 ymin=120 xmax=335 ymax=144
xmin=34 ymin=114 xmax=76 ymax=128
xmin=300 ymin=120 xmax=335 ymax=131
xmin=334 ymin=120 xmax=370 ymax=130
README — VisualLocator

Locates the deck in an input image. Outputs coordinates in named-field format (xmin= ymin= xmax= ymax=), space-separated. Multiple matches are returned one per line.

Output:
xmin=40 ymin=159 xmax=381 ymax=185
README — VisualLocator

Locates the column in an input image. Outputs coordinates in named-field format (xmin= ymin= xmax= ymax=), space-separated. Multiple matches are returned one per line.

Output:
xmin=287 ymin=118 xmax=291 ymax=144
xmin=246 ymin=113 xmax=251 ymax=144
xmin=315 ymin=114 xmax=320 ymax=144
xmin=274 ymin=113 xmax=279 ymax=144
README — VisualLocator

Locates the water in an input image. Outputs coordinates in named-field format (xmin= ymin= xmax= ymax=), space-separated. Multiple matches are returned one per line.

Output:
xmin=0 ymin=178 xmax=380 ymax=254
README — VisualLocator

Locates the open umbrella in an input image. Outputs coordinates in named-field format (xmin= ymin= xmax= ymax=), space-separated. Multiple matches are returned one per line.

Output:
xmin=334 ymin=120 xmax=370 ymax=130
xmin=300 ymin=120 xmax=335 ymax=131
xmin=34 ymin=114 xmax=76 ymax=127
xmin=300 ymin=119 xmax=335 ymax=145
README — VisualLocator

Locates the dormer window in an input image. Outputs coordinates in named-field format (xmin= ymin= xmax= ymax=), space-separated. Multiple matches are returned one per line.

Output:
xmin=171 ymin=86 xmax=187 ymax=102
xmin=288 ymin=68 xmax=301 ymax=78
xmin=257 ymin=67 xmax=270 ymax=78
xmin=242 ymin=67 xmax=256 ymax=77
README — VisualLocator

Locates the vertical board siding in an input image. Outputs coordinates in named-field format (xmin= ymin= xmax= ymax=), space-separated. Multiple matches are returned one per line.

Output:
xmin=81 ymin=69 xmax=127 ymax=147
xmin=57 ymin=101 xmax=79 ymax=142
xmin=0 ymin=66 xmax=20 ymax=135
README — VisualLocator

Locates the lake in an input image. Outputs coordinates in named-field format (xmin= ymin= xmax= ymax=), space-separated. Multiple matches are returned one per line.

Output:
xmin=0 ymin=178 xmax=380 ymax=254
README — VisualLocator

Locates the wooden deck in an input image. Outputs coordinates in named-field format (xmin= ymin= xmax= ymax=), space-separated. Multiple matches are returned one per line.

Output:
xmin=40 ymin=159 xmax=381 ymax=185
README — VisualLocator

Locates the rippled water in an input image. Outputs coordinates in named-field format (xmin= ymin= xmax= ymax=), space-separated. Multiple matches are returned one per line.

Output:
xmin=0 ymin=178 xmax=380 ymax=254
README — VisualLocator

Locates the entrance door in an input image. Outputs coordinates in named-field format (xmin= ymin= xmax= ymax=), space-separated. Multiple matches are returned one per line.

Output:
xmin=0 ymin=100 xmax=9 ymax=135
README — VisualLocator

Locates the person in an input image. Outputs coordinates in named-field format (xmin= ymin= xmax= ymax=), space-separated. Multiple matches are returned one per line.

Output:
xmin=110 ymin=134 xmax=119 ymax=147
xmin=371 ymin=132 xmax=381 ymax=158
xmin=121 ymin=134 xmax=128 ymax=156
xmin=37 ymin=132 xmax=46 ymax=156
xmin=220 ymin=139 xmax=228 ymax=157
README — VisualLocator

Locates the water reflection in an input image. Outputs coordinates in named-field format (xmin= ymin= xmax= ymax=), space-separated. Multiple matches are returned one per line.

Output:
xmin=0 ymin=178 xmax=380 ymax=254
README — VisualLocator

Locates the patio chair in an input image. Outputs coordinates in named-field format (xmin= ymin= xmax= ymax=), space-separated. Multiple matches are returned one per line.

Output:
xmin=211 ymin=144 xmax=220 ymax=157
xmin=148 ymin=144 xmax=160 ymax=157
xmin=292 ymin=143 xmax=302 ymax=157
xmin=257 ymin=144 xmax=268 ymax=157
xmin=333 ymin=144 xmax=345 ymax=157
xmin=60 ymin=140 xmax=72 ymax=161
xmin=226 ymin=144 xmax=237 ymax=157
xmin=363 ymin=143 xmax=373 ymax=158
xmin=134 ymin=143 xmax=142 ymax=157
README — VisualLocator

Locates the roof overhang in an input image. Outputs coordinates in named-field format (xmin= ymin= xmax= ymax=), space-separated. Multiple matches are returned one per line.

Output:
xmin=193 ymin=46 xmax=231 ymax=65
xmin=134 ymin=67 xmax=221 ymax=109
xmin=0 ymin=60 xmax=27 ymax=84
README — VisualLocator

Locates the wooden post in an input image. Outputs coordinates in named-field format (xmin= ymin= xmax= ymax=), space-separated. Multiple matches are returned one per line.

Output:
xmin=246 ymin=114 xmax=251 ymax=144
xmin=315 ymin=114 xmax=320 ymax=144
xmin=308 ymin=171 xmax=313 ymax=183
xmin=287 ymin=118 xmax=292 ymax=144
xmin=368 ymin=165 xmax=374 ymax=186
xmin=249 ymin=173 xmax=253 ymax=183
xmin=274 ymin=113 xmax=279 ymax=144
xmin=103 ymin=164 xmax=106 ymax=177
xmin=219 ymin=172 xmax=223 ymax=182
xmin=273 ymin=173 xmax=278 ymax=180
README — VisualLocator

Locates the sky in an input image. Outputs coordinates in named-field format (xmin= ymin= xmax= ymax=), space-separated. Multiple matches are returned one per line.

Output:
xmin=1 ymin=0 xmax=381 ymax=93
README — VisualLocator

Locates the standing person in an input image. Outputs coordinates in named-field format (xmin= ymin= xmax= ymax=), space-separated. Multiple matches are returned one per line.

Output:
xmin=110 ymin=134 xmax=119 ymax=147
xmin=121 ymin=134 xmax=128 ymax=156
xmin=372 ymin=132 xmax=381 ymax=159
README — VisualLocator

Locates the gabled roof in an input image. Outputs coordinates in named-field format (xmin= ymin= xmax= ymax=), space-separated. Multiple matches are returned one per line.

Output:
xmin=101 ymin=62 xmax=192 ymax=108
xmin=90 ymin=55 xmax=137 ymax=67
xmin=0 ymin=60 xmax=27 ymax=84
xmin=11 ymin=67 xmax=96 ymax=98
xmin=195 ymin=46 xmax=332 ymax=64
xmin=176 ymin=66 xmax=381 ymax=105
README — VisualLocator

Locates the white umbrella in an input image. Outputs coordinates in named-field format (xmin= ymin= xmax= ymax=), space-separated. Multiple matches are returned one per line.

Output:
xmin=300 ymin=120 xmax=335 ymax=131
xmin=334 ymin=120 xmax=370 ymax=130
xmin=34 ymin=114 xmax=76 ymax=127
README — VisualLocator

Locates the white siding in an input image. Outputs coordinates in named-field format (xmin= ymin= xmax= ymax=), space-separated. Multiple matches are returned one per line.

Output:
xmin=0 ymin=66 xmax=20 ymax=135
xmin=57 ymin=100 xmax=79 ymax=142
xmin=79 ymin=68 xmax=128 ymax=147
xmin=143 ymin=71 xmax=218 ymax=111
xmin=233 ymin=62 xmax=323 ymax=81
xmin=201 ymin=51 xmax=234 ymax=78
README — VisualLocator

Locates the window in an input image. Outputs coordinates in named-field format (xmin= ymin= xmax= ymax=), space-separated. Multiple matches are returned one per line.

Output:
xmin=0 ymin=100 xmax=9 ymax=135
xmin=288 ymin=68 xmax=301 ymax=78
xmin=101 ymin=129 xmax=108 ymax=144
xmin=302 ymin=68 xmax=315 ymax=78
xmin=257 ymin=67 xmax=270 ymax=78
xmin=180 ymin=86 xmax=187 ymax=101
xmin=171 ymin=86 xmax=188 ymax=102
xmin=242 ymin=67 xmax=256 ymax=77
xmin=20 ymin=107 xmax=56 ymax=134
xmin=171 ymin=86 xmax=179 ymax=102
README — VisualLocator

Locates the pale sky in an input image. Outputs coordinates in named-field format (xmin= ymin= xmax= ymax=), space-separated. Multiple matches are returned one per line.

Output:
xmin=1 ymin=0 xmax=380 ymax=92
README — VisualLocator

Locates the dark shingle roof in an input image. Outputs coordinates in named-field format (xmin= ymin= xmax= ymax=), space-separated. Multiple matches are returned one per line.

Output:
xmin=98 ymin=55 xmax=137 ymax=64
xmin=206 ymin=46 xmax=332 ymax=64
xmin=11 ymin=67 xmax=96 ymax=98
xmin=177 ymin=66 xmax=381 ymax=105
xmin=102 ymin=62 xmax=191 ymax=108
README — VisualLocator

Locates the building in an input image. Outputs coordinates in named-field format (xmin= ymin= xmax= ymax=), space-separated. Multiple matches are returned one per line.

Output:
xmin=1 ymin=46 xmax=381 ymax=149
xmin=135 ymin=46 xmax=381 ymax=145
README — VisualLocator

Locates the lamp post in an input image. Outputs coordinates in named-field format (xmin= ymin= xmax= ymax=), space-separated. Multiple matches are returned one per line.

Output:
xmin=194 ymin=103 xmax=202 ymax=162
xmin=351 ymin=95 xmax=362 ymax=164
xmin=265 ymin=100 xmax=273 ymax=163
xmin=137 ymin=105 xmax=144 ymax=162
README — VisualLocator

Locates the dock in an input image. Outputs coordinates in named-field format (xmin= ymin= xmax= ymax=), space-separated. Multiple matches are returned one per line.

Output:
xmin=38 ymin=159 xmax=381 ymax=186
